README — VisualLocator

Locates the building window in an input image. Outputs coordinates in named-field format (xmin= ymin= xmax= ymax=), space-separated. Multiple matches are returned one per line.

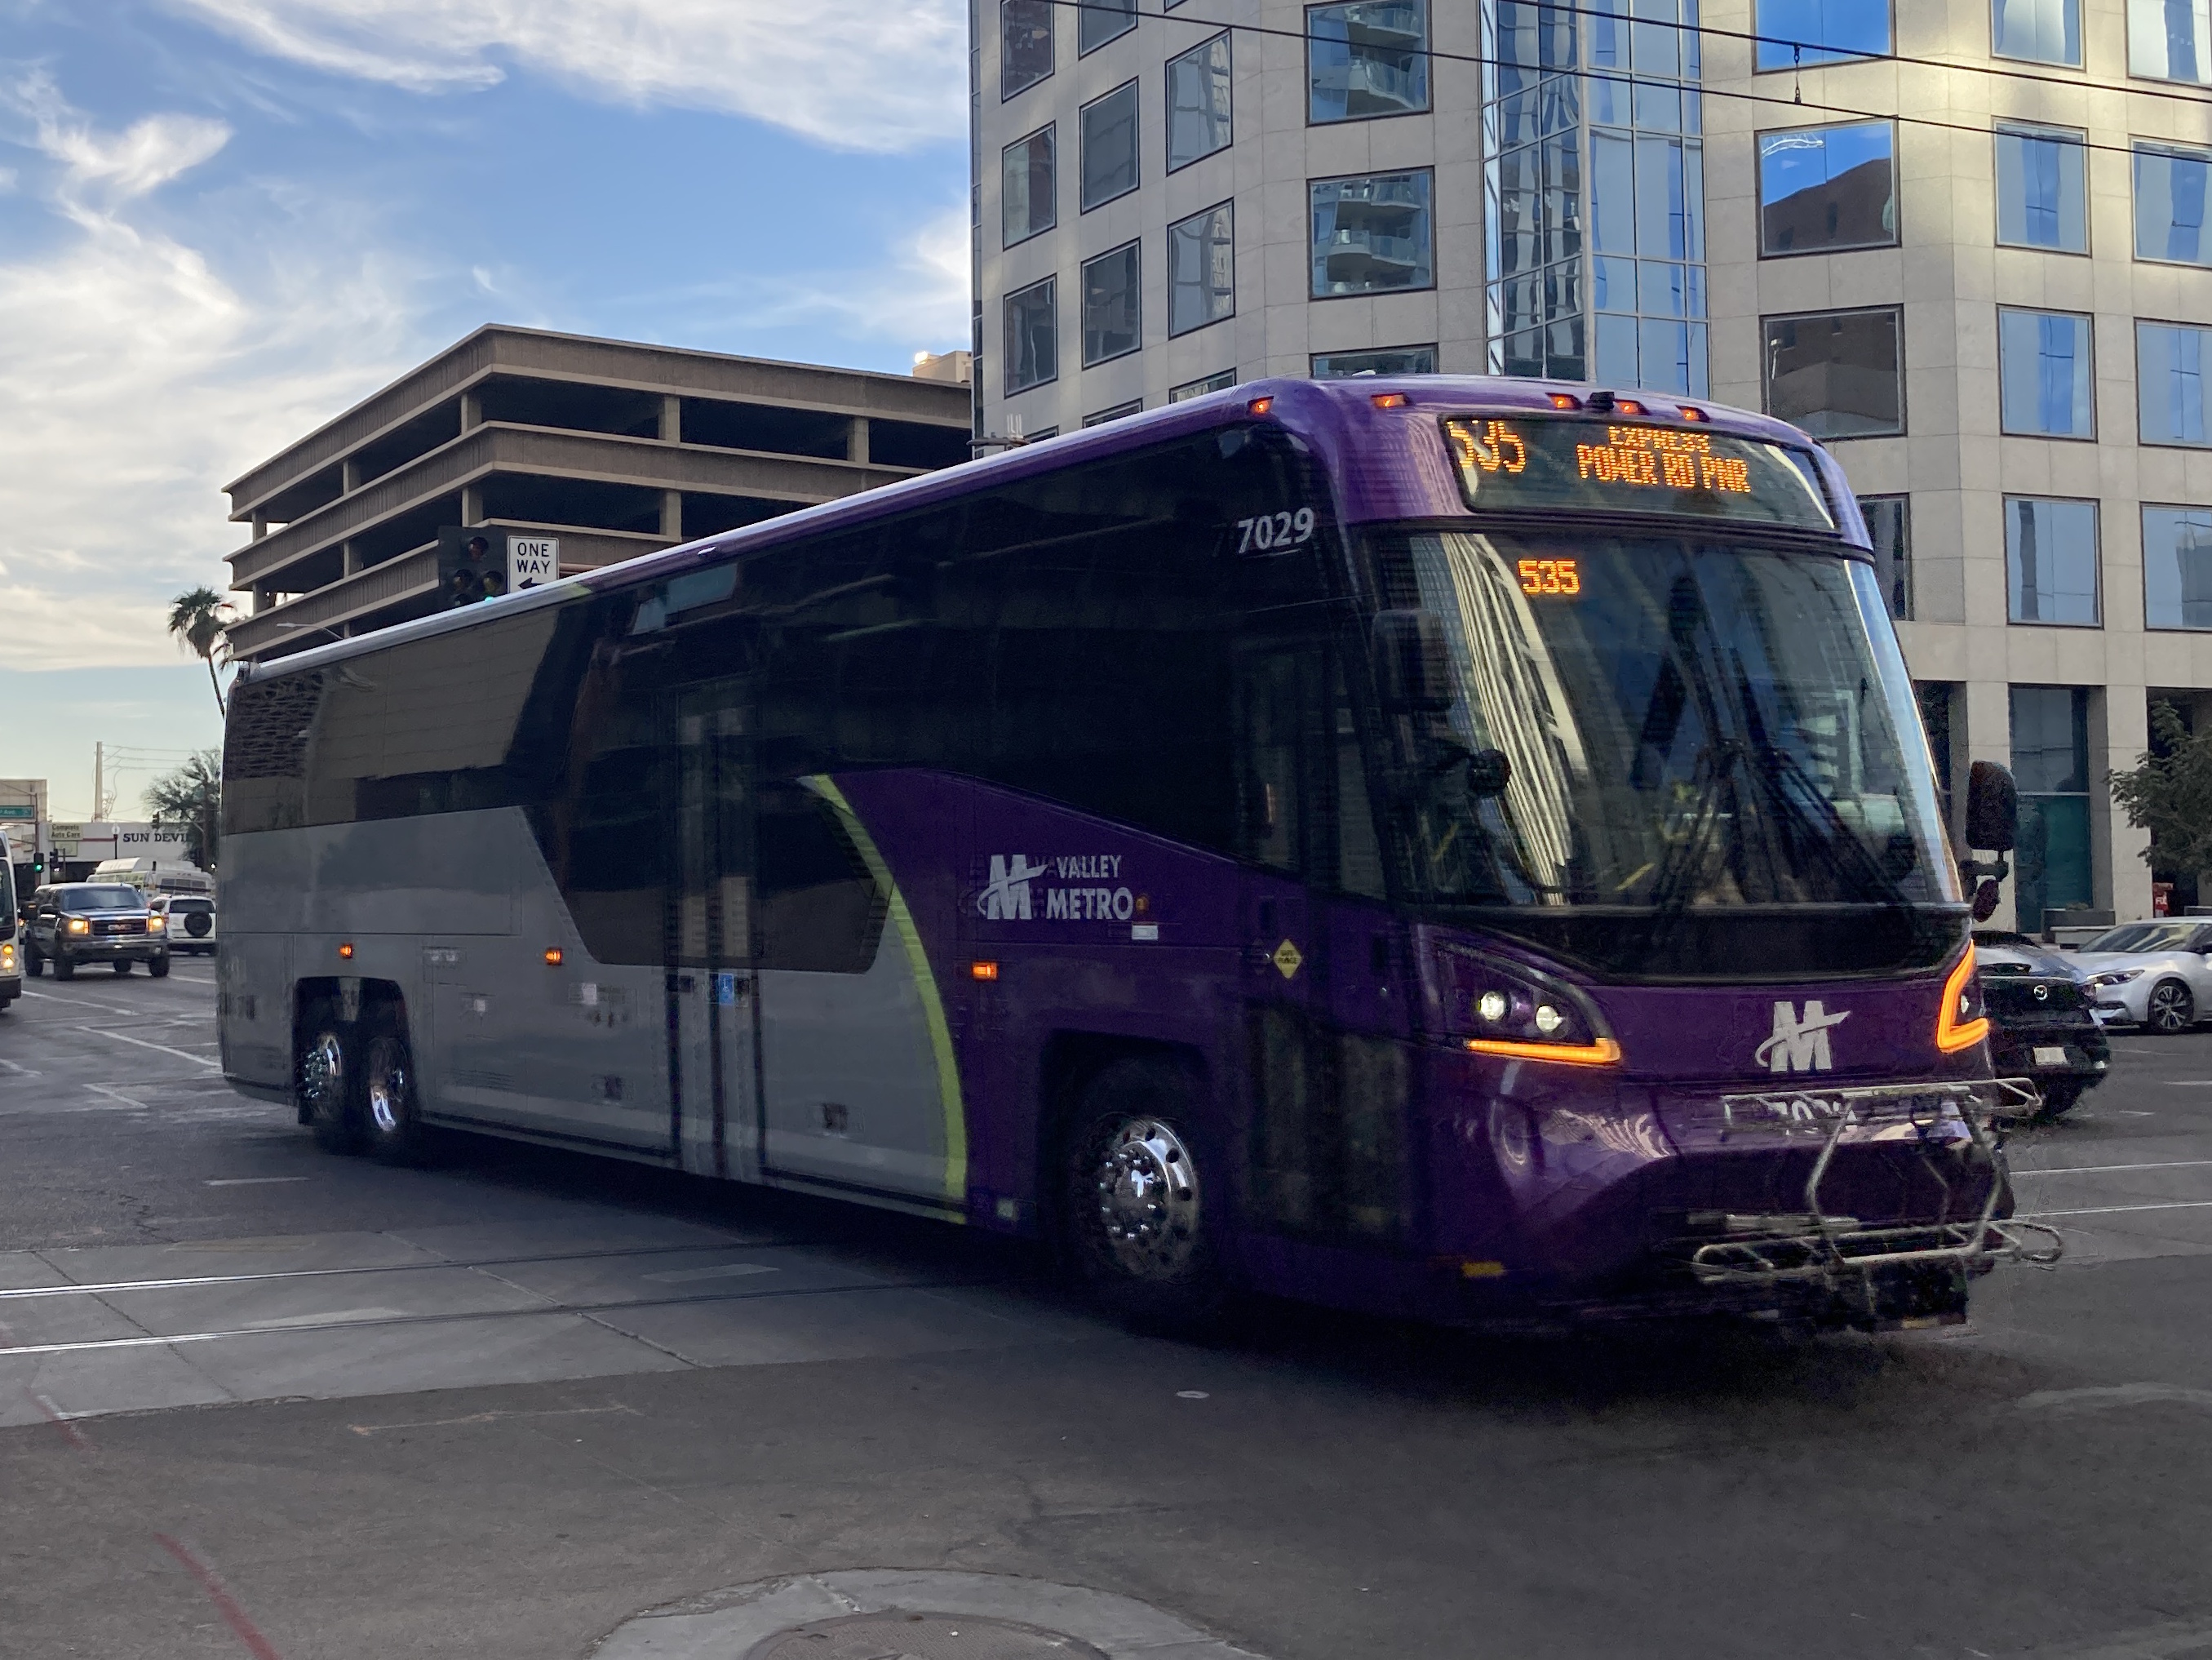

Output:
xmin=1916 ymin=682 xmax=1957 ymax=822
xmin=1999 ymin=308 xmax=2095 ymax=438
xmin=1004 ymin=277 xmax=1057 ymax=395
xmin=2010 ymin=685 xmax=2094 ymax=930
xmin=1169 ymin=369 xmax=1239 ymax=402
xmin=1001 ymin=0 xmax=1053 ymax=98
xmin=1309 ymin=2 xmax=1430 ymax=123
xmin=2130 ymin=0 xmax=2212 ymax=81
xmin=1082 ymin=401 xmax=1143 ymax=427
xmin=1167 ymin=32 xmax=1233 ymax=171
xmin=1079 ymin=0 xmax=1136 ymax=54
xmin=1861 ymin=494 xmax=1912 ymax=620
xmin=1080 ymin=81 xmax=1140 ymax=211
xmin=1081 ymin=241 xmax=1141 ymax=366
xmin=1995 ymin=122 xmax=2088 ymax=252
xmin=2006 ymin=496 xmax=2100 ymax=625
xmin=1758 ymin=120 xmax=1897 ymax=255
xmin=1310 ymin=171 xmax=1434 ymax=298
xmin=1762 ymin=308 xmax=1903 ymax=438
xmin=1754 ymin=0 xmax=1892 ymax=69
xmin=1311 ymin=345 xmax=1439 ymax=377
xmin=2136 ymin=143 xmax=2212 ymax=264
xmin=1001 ymin=126 xmax=1056 ymax=248
xmin=2144 ymin=505 xmax=2212 ymax=628
xmin=2139 ymin=320 xmax=2212 ymax=445
xmin=1993 ymin=0 xmax=2081 ymax=64
xmin=1168 ymin=201 xmax=1235 ymax=335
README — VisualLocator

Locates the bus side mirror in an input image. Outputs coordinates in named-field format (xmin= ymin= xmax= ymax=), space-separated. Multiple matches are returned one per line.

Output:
xmin=1372 ymin=610 xmax=1455 ymax=713
xmin=1966 ymin=760 xmax=2018 ymax=853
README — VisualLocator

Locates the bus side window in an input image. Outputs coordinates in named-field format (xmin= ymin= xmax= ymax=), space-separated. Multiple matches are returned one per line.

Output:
xmin=1335 ymin=664 xmax=1387 ymax=900
xmin=755 ymin=784 xmax=887 ymax=974
xmin=1239 ymin=652 xmax=1310 ymax=874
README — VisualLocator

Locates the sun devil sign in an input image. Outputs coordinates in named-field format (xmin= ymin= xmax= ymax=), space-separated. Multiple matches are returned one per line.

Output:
xmin=1753 ymin=1001 xmax=1851 ymax=1073
xmin=508 ymin=535 xmax=560 ymax=591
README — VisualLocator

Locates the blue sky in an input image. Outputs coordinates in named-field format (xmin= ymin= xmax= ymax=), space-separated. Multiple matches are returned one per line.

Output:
xmin=0 ymin=0 xmax=970 ymax=815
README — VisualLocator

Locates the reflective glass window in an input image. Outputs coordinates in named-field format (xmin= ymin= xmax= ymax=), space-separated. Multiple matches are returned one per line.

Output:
xmin=1004 ymin=276 xmax=1057 ymax=394
xmin=1310 ymin=345 xmax=1438 ymax=377
xmin=1310 ymin=171 xmax=1435 ymax=296
xmin=1001 ymin=0 xmax=1053 ymax=97
xmin=2135 ymin=143 xmax=2212 ymax=264
xmin=1081 ymin=81 xmax=1140 ymax=211
xmin=1993 ymin=0 xmax=2081 ymax=63
xmin=1754 ymin=0 xmax=1892 ymax=69
xmin=1762 ymin=308 xmax=1904 ymax=438
xmin=1167 ymin=33 xmax=1233 ymax=171
xmin=1758 ymin=122 xmax=1897 ymax=255
xmin=1079 ymin=0 xmax=1136 ymax=54
xmin=1995 ymin=122 xmax=2088 ymax=251
xmin=1169 ymin=369 xmax=1239 ymax=402
xmin=1081 ymin=401 xmax=1143 ymax=426
xmin=1080 ymin=241 xmax=1141 ymax=366
xmin=1861 ymin=495 xmax=1912 ymax=620
xmin=2144 ymin=505 xmax=2212 ymax=627
xmin=1001 ymin=126 xmax=1056 ymax=247
xmin=2010 ymin=684 xmax=2093 ymax=927
xmin=1999 ymin=308 xmax=2095 ymax=437
xmin=2006 ymin=497 xmax=2101 ymax=625
xmin=2130 ymin=0 xmax=2212 ymax=81
xmin=1168 ymin=202 xmax=1236 ymax=334
xmin=1309 ymin=2 xmax=1431 ymax=122
xmin=2139 ymin=320 xmax=2212 ymax=445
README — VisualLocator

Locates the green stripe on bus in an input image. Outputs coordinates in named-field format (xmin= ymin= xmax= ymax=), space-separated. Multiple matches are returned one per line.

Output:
xmin=803 ymin=775 xmax=969 ymax=1218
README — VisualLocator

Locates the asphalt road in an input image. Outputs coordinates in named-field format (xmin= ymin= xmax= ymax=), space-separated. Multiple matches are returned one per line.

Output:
xmin=2 ymin=966 xmax=2210 ymax=1660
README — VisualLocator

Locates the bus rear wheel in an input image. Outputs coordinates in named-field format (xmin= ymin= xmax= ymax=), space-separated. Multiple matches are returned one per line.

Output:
xmin=299 ymin=1012 xmax=361 ymax=1154
xmin=1062 ymin=1059 xmax=1228 ymax=1329
xmin=361 ymin=1017 xmax=430 ymax=1166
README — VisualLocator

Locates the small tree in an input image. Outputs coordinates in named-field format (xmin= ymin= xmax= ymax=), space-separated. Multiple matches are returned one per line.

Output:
xmin=146 ymin=750 xmax=222 ymax=873
xmin=2110 ymin=700 xmax=2212 ymax=878
xmin=167 ymin=586 xmax=234 ymax=716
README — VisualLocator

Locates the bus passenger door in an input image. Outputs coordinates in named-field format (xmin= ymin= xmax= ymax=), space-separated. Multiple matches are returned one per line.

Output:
xmin=668 ymin=681 xmax=759 ymax=1179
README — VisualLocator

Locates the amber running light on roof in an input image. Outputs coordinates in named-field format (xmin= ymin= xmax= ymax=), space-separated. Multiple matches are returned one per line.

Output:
xmin=1372 ymin=392 xmax=1409 ymax=409
xmin=1548 ymin=393 xmax=1581 ymax=411
xmin=1247 ymin=396 xmax=1274 ymax=416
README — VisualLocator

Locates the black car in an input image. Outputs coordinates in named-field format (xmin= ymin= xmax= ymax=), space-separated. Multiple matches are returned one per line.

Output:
xmin=24 ymin=883 xmax=171 ymax=980
xmin=1975 ymin=929 xmax=2110 ymax=1116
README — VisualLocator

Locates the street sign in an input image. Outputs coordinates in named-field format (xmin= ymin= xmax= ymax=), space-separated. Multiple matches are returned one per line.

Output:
xmin=0 ymin=805 xmax=32 ymax=819
xmin=508 ymin=535 xmax=560 ymax=591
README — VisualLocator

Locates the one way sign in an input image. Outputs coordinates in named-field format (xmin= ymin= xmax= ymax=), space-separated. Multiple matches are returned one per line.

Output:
xmin=507 ymin=535 xmax=560 ymax=591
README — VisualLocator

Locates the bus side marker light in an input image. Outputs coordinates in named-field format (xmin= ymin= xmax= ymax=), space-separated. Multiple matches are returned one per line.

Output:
xmin=1247 ymin=397 xmax=1274 ymax=416
xmin=969 ymin=961 xmax=999 ymax=982
xmin=1679 ymin=405 xmax=1709 ymax=421
xmin=1461 ymin=1259 xmax=1509 ymax=1280
xmin=1935 ymin=946 xmax=1991 ymax=1053
xmin=337 ymin=943 xmax=354 ymax=960
xmin=1548 ymin=393 xmax=1580 ymax=411
xmin=1614 ymin=398 xmax=1647 ymax=415
xmin=1464 ymin=1035 xmax=1623 ymax=1066
xmin=1372 ymin=392 xmax=1409 ymax=409
xmin=543 ymin=948 xmax=564 ymax=966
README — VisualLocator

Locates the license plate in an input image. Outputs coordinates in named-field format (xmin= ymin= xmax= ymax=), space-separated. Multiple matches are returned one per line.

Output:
xmin=2033 ymin=1045 xmax=2069 ymax=1066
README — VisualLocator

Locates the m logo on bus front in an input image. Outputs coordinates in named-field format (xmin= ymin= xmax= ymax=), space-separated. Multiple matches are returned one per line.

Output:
xmin=979 ymin=855 xmax=1045 ymax=920
xmin=1755 ymin=1001 xmax=1851 ymax=1073
xmin=977 ymin=854 xmax=1138 ymax=923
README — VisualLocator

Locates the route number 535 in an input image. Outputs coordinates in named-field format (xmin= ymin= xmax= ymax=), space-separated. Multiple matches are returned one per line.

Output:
xmin=1236 ymin=508 xmax=1316 ymax=553
xmin=1517 ymin=557 xmax=1580 ymax=596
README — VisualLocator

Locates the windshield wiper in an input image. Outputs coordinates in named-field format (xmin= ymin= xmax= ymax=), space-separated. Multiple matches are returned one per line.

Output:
xmin=1749 ymin=742 xmax=1920 ymax=913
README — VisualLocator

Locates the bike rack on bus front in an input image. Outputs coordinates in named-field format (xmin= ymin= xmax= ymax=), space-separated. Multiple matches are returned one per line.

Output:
xmin=1690 ymin=1078 xmax=2064 ymax=1305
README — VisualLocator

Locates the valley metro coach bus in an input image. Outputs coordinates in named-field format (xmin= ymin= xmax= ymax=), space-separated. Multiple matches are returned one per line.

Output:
xmin=218 ymin=375 xmax=2054 ymax=1332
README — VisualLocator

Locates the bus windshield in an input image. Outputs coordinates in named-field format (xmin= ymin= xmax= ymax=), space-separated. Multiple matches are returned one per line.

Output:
xmin=1366 ymin=526 xmax=1958 ymax=971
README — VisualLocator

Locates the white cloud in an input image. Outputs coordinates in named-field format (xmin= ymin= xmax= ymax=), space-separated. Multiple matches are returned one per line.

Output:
xmin=0 ymin=82 xmax=414 ymax=670
xmin=707 ymin=202 xmax=972 ymax=351
xmin=162 ymin=0 xmax=967 ymax=151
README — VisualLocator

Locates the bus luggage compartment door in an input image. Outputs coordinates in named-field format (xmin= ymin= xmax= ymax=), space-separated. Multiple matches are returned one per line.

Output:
xmin=668 ymin=686 xmax=760 ymax=1178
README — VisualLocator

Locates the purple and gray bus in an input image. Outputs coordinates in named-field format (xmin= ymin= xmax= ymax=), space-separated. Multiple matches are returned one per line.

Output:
xmin=218 ymin=375 xmax=2049 ymax=1333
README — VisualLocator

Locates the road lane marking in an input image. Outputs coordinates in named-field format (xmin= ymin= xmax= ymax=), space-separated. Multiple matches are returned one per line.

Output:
xmin=2017 ymin=1383 xmax=2212 ymax=1413
xmin=204 ymin=1178 xmax=310 ymax=1187
xmin=0 ymin=1059 xmax=41 ymax=1077
xmin=83 ymin=1085 xmax=147 ymax=1110
xmin=348 ymin=1404 xmax=641 ymax=1437
xmin=154 ymin=1535 xmax=285 ymax=1660
xmin=73 ymin=1026 xmax=220 ymax=1067
xmin=2012 ymin=1160 xmax=2212 ymax=1176
xmin=242 ymin=1307 xmax=410 ymax=1329
xmin=22 ymin=988 xmax=141 ymax=1017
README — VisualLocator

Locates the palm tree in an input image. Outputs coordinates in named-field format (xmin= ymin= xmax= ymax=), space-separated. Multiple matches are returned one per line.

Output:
xmin=167 ymin=587 xmax=234 ymax=716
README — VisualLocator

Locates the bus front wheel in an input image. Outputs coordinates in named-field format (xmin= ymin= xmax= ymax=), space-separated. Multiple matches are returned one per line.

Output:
xmin=299 ymin=1012 xmax=361 ymax=1154
xmin=1062 ymin=1059 xmax=1228 ymax=1329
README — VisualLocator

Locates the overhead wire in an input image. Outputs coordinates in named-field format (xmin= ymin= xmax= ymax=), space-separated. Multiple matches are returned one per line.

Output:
xmin=1035 ymin=0 xmax=2212 ymax=163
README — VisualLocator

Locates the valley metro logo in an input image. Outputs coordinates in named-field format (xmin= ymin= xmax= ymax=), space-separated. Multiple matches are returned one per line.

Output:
xmin=977 ymin=854 xmax=1046 ymax=920
xmin=1754 ymin=1001 xmax=1851 ymax=1073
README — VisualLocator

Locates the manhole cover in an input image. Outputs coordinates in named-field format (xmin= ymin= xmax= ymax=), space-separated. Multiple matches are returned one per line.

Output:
xmin=747 ymin=1610 xmax=1109 ymax=1660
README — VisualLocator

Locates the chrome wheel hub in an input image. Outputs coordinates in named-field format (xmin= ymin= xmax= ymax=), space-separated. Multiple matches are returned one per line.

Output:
xmin=2154 ymin=984 xmax=2192 ymax=1030
xmin=302 ymin=1033 xmax=343 ymax=1115
xmin=1093 ymin=1118 xmax=1200 ymax=1281
xmin=368 ymin=1057 xmax=406 ymax=1135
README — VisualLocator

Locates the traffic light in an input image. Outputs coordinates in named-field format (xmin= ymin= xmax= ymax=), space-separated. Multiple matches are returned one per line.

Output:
xmin=436 ymin=526 xmax=508 ymax=608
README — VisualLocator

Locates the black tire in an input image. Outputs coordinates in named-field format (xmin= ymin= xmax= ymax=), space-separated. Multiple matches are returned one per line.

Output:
xmin=360 ymin=1015 xmax=431 ymax=1166
xmin=2039 ymin=1081 xmax=2084 ymax=1118
xmin=51 ymin=954 xmax=74 ymax=982
xmin=299 ymin=1010 xmax=362 ymax=1154
xmin=2147 ymin=979 xmax=2195 ymax=1035
xmin=148 ymin=955 xmax=170 ymax=978
xmin=112 ymin=960 xmax=131 ymax=976
xmin=1061 ymin=1058 xmax=1230 ymax=1329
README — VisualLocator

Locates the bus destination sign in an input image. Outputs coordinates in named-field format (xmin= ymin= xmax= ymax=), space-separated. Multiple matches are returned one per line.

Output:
xmin=1442 ymin=416 xmax=1835 ymax=530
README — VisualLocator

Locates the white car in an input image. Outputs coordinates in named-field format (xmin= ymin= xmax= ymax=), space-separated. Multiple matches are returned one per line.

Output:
xmin=149 ymin=894 xmax=218 ymax=956
xmin=2070 ymin=920 xmax=2212 ymax=1034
